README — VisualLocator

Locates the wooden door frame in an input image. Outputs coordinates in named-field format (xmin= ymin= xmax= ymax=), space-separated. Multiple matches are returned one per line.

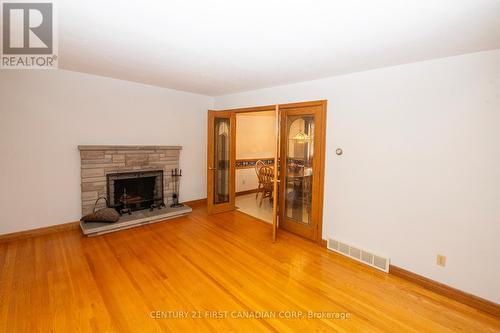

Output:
xmin=208 ymin=100 xmax=327 ymax=245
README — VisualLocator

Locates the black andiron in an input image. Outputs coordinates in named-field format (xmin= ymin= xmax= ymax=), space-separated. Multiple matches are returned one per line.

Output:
xmin=170 ymin=168 xmax=184 ymax=208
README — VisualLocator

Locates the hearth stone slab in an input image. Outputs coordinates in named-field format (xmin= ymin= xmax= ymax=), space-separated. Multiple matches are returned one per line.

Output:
xmin=80 ymin=205 xmax=192 ymax=237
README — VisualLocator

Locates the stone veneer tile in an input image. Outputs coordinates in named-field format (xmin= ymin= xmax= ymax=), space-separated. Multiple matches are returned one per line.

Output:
xmin=82 ymin=191 xmax=99 ymax=201
xmin=148 ymin=153 xmax=160 ymax=161
xmin=160 ymin=155 xmax=179 ymax=159
xmin=125 ymin=153 xmax=149 ymax=167
xmin=120 ymin=150 xmax=157 ymax=154
xmin=81 ymin=168 xmax=105 ymax=178
xmin=81 ymin=163 xmax=125 ymax=169
xmin=165 ymin=150 xmax=180 ymax=157
xmin=112 ymin=154 xmax=125 ymax=163
xmin=81 ymin=159 xmax=113 ymax=165
xmin=81 ymin=151 xmax=105 ymax=160
xmin=81 ymin=182 xmax=106 ymax=192
xmin=81 ymin=176 xmax=107 ymax=183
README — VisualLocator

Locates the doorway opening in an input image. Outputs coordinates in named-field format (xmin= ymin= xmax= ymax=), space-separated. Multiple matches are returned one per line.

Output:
xmin=207 ymin=100 xmax=327 ymax=244
xmin=235 ymin=111 xmax=276 ymax=223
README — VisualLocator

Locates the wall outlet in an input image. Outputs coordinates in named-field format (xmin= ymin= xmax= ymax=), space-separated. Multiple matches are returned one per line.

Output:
xmin=436 ymin=254 xmax=446 ymax=267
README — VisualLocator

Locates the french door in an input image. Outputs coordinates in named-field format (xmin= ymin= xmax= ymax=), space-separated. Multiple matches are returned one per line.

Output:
xmin=207 ymin=101 xmax=326 ymax=244
xmin=207 ymin=111 xmax=236 ymax=214
xmin=278 ymin=102 xmax=326 ymax=242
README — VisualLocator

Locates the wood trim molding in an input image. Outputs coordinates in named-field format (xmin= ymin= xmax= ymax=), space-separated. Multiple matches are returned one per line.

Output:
xmin=0 ymin=221 xmax=80 ymax=243
xmin=236 ymin=188 xmax=260 ymax=196
xmin=316 ymin=100 xmax=327 ymax=246
xmin=1 ymin=199 xmax=207 ymax=243
xmin=320 ymin=238 xmax=328 ymax=248
xmin=208 ymin=100 xmax=327 ymax=114
xmin=183 ymin=198 xmax=207 ymax=206
xmin=279 ymin=100 xmax=328 ymax=110
xmin=209 ymin=105 xmax=276 ymax=114
xmin=390 ymin=265 xmax=500 ymax=318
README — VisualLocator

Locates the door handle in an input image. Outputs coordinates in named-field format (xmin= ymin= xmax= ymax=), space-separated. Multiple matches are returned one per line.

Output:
xmin=208 ymin=167 xmax=215 ymax=171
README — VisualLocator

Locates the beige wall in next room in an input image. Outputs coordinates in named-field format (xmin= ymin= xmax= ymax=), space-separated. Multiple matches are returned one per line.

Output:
xmin=236 ymin=111 xmax=275 ymax=192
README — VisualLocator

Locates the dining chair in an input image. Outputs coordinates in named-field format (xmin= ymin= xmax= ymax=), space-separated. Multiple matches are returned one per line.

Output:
xmin=255 ymin=160 xmax=266 ymax=199
xmin=258 ymin=165 xmax=274 ymax=207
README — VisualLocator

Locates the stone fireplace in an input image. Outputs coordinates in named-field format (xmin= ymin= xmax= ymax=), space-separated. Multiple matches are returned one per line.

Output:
xmin=79 ymin=145 xmax=181 ymax=216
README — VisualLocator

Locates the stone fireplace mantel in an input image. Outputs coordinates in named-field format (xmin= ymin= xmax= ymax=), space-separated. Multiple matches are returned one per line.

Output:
xmin=78 ymin=145 xmax=182 ymax=216
xmin=78 ymin=145 xmax=182 ymax=151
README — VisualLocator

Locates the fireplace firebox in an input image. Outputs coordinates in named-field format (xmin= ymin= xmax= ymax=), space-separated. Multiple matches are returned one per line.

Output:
xmin=107 ymin=170 xmax=165 ymax=214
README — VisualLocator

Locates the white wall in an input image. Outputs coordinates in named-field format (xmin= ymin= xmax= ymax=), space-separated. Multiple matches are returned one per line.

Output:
xmin=0 ymin=70 xmax=213 ymax=235
xmin=236 ymin=168 xmax=259 ymax=193
xmin=215 ymin=50 xmax=500 ymax=303
xmin=236 ymin=112 xmax=275 ymax=192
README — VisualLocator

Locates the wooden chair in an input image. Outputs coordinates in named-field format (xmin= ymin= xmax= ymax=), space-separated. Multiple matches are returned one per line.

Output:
xmin=258 ymin=165 xmax=274 ymax=207
xmin=255 ymin=160 xmax=266 ymax=199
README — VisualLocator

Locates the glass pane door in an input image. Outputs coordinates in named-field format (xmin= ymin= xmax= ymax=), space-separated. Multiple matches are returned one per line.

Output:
xmin=285 ymin=115 xmax=314 ymax=225
xmin=214 ymin=118 xmax=230 ymax=204
xmin=207 ymin=111 xmax=235 ymax=214
xmin=279 ymin=104 xmax=325 ymax=241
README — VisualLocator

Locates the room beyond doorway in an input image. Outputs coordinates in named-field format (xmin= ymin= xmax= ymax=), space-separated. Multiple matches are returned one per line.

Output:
xmin=236 ymin=193 xmax=273 ymax=223
xmin=235 ymin=110 xmax=276 ymax=223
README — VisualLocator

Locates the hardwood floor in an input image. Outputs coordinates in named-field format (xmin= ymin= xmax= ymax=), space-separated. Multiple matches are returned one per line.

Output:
xmin=1 ymin=202 xmax=499 ymax=332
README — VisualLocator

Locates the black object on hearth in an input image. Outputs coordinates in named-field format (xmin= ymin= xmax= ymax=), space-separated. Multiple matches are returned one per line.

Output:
xmin=170 ymin=168 xmax=184 ymax=208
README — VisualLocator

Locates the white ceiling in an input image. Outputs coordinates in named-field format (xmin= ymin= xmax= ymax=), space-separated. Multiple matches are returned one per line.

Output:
xmin=59 ymin=0 xmax=500 ymax=96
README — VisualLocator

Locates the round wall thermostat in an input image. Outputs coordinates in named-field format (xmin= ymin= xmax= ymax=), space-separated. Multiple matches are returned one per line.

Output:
xmin=336 ymin=148 xmax=343 ymax=155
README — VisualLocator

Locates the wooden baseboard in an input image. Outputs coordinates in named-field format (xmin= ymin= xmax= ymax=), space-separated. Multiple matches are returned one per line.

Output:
xmin=183 ymin=198 xmax=207 ymax=206
xmin=320 ymin=239 xmax=327 ymax=248
xmin=1 ymin=200 xmax=208 ymax=243
xmin=389 ymin=265 xmax=500 ymax=318
xmin=236 ymin=188 xmax=260 ymax=196
xmin=0 ymin=221 xmax=80 ymax=243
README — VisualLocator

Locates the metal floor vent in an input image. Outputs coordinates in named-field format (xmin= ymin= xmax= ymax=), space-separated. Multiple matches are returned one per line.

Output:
xmin=327 ymin=239 xmax=390 ymax=272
